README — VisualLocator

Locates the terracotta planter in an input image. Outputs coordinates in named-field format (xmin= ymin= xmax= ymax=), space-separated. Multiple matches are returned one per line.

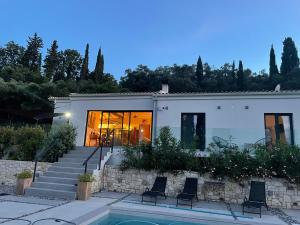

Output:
xmin=77 ymin=182 xmax=92 ymax=200
xmin=16 ymin=178 xmax=32 ymax=195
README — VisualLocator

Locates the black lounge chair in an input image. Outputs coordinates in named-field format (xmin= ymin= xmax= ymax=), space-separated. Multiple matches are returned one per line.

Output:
xmin=243 ymin=181 xmax=269 ymax=218
xmin=141 ymin=177 xmax=167 ymax=205
xmin=176 ymin=177 xmax=198 ymax=208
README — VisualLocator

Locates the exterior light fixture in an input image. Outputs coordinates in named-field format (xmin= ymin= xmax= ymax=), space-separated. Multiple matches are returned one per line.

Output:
xmin=245 ymin=106 xmax=249 ymax=109
xmin=217 ymin=106 xmax=221 ymax=110
xmin=65 ymin=112 xmax=71 ymax=118
xmin=65 ymin=112 xmax=71 ymax=124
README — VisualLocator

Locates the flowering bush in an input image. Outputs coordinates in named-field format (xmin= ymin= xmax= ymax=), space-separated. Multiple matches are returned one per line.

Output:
xmin=121 ymin=129 xmax=300 ymax=183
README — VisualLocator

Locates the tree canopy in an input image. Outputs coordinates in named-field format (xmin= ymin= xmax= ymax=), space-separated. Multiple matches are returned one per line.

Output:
xmin=0 ymin=34 xmax=300 ymax=124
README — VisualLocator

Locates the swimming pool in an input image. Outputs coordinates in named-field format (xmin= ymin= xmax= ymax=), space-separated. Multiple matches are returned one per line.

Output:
xmin=88 ymin=212 xmax=242 ymax=225
xmin=89 ymin=213 xmax=204 ymax=225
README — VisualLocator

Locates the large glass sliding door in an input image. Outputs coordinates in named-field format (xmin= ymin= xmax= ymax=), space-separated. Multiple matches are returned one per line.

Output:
xmin=85 ymin=111 xmax=152 ymax=147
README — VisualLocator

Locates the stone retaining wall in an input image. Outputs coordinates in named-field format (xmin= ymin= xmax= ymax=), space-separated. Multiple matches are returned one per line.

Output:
xmin=103 ymin=165 xmax=300 ymax=209
xmin=0 ymin=160 xmax=52 ymax=186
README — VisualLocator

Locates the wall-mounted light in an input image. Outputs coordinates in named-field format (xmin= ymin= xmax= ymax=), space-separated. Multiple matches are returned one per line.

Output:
xmin=217 ymin=106 xmax=221 ymax=110
xmin=65 ymin=112 xmax=71 ymax=124
xmin=65 ymin=112 xmax=71 ymax=118
xmin=244 ymin=106 xmax=249 ymax=110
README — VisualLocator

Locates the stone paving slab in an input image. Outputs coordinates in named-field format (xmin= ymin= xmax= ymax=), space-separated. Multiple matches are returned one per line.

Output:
xmin=283 ymin=209 xmax=300 ymax=222
xmin=93 ymin=191 xmax=129 ymax=199
xmin=0 ymin=195 xmax=68 ymax=206
xmin=0 ymin=201 xmax=51 ymax=220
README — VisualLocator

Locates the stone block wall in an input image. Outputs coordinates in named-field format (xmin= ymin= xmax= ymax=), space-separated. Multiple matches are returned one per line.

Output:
xmin=0 ymin=160 xmax=52 ymax=186
xmin=103 ymin=165 xmax=300 ymax=209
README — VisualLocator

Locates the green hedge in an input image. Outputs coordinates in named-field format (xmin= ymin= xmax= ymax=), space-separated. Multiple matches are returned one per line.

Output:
xmin=121 ymin=126 xmax=300 ymax=183
xmin=0 ymin=123 xmax=76 ymax=162
xmin=40 ymin=124 xmax=77 ymax=162
xmin=121 ymin=126 xmax=196 ymax=174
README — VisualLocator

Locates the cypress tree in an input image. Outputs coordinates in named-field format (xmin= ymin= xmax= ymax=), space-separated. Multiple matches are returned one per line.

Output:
xmin=195 ymin=56 xmax=203 ymax=88
xmin=280 ymin=37 xmax=299 ymax=75
xmin=80 ymin=43 xmax=89 ymax=80
xmin=22 ymin=33 xmax=43 ymax=73
xmin=43 ymin=40 xmax=60 ymax=80
xmin=231 ymin=61 xmax=236 ymax=79
xmin=237 ymin=60 xmax=245 ymax=91
xmin=269 ymin=44 xmax=279 ymax=79
xmin=94 ymin=48 xmax=104 ymax=82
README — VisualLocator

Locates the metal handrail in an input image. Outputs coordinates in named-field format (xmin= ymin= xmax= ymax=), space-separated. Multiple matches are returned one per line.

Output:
xmin=82 ymin=129 xmax=115 ymax=174
xmin=33 ymin=142 xmax=59 ymax=182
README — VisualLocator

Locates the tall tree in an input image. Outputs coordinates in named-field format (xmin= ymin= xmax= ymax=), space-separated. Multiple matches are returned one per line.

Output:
xmin=231 ymin=61 xmax=236 ymax=79
xmin=280 ymin=37 xmax=299 ymax=75
xmin=0 ymin=41 xmax=25 ymax=68
xmin=43 ymin=40 xmax=60 ymax=80
xmin=93 ymin=48 xmax=104 ymax=82
xmin=22 ymin=33 xmax=43 ymax=73
xmin=80 ymin=43 xmax=89 ymax=80
xmin=269 ymin=44 xmax=279 ymax=79
xmin=237 ymin=60 xmax=245 ymax=91
xmin=63 ymin=49 xmax=82 ymax=80
xmin=195 ymin=56 xmax=203 ymax=88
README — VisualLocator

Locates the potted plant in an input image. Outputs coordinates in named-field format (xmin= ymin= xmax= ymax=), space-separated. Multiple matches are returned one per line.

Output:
xmin=77 ymin=173 xmax=95 ymax=201
xmin=16 ymin=170 xmax=33 ymax=195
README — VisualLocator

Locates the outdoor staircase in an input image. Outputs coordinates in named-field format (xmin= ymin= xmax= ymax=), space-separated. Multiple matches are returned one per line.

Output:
xmin=25 ymin=146 xmax=111 ymax=200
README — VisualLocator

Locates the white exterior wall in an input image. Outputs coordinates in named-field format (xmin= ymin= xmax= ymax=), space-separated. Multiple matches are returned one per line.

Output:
xmin=52 ymin=99 xmax=71 ymax=125
xmin=54 ymin=95 xmax=154 ymax=146
xmin=52 ymin=92 xmax=300 ymax=147
xmin=156 ymin=95 xmax=300 ymax=147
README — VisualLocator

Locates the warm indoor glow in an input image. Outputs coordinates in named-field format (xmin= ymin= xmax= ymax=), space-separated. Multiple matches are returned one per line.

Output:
xmin=85 ymin=111 xmax=152 ymax=147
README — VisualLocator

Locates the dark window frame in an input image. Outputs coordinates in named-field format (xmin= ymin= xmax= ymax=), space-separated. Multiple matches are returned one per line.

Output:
xmin=264 ymin=113 xmax=294 ymax=145
xmin=181 ymin=113 xmax=206 ymax=150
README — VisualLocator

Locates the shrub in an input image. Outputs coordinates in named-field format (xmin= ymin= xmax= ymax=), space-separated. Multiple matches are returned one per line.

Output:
xmin=14 ymin=126 xmax=46 ymax=161
xmin=16 ymin=170 xmax=32 ymax=179
xmin=41 ymin=124 xmax=76 ymax=162
xmin=121 ymin=128 xmax=300 ymax=183
xmin=255 ymin=144 xmax=300 ymax=183
xmin=0 ymin=126 xmax=14 ymax=158
xmin=78 ymin=173 xmax=95 ymax=182
xmin=121 ymin=126 xmax=196 ymax=174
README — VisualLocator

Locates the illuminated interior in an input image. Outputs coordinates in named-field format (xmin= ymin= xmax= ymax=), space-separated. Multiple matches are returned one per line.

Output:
xmin=85 ymin=111 xmax=152 ymax=146
xmin=265 ymin=113 xmax=293 ymax=145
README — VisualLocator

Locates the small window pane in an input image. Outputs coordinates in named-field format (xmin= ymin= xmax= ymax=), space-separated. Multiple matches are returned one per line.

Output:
xmin=181 ymin=113 xmax=205 ymax=150
xmin=265 ymin=115 xmax=276 ymax=145
xmin=278 ymin=115 xmax=292 ymax=145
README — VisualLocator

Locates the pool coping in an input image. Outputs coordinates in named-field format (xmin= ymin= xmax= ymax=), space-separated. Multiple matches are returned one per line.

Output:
xmin=65 ymin=200 xmax=284 ymax=225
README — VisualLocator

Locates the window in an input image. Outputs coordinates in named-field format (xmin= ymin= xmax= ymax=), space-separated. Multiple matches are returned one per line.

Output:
xmin=85 ymin=111 xmax=152 ymax=147
xmin=181 ymin=113 xmax=205 ymax=150
xmin=264 ymin=113 xmax=294 ymax=145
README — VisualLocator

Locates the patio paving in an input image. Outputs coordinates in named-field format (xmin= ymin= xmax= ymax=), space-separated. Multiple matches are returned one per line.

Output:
xmin=0 ymin=190 xmax=298 ymax=225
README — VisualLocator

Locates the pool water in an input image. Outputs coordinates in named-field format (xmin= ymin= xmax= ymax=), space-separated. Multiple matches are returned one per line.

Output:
xmin=89 ymin=213 xmax=204 ymax=225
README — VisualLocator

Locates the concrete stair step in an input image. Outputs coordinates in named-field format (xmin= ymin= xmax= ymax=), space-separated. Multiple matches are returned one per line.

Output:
xmin=62 ymin=154 xmax=106 ymax=159
xmin=59 ymin=158 xmax=100 ymax=164
xmin=38 ymin=176 xmax=77 ymax=185
xmin=53 ymin=162 xmax=98 ymax=169
xmin=25 ymin=187 xmax=76 ymax=200
xmin=69 ymin=148 xmax=110 ymax=155
xmin=48 ymin=166 xmax=93 ymax=174
xmin=44 ymin=171 xmax=81 ymax=179
xmin=32 ymin=181 xmax=76 ymax=191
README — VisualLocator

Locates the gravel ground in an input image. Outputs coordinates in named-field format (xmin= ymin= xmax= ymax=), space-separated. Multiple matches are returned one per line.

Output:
xmin=0 ymin=185 xmax=15 ymax=195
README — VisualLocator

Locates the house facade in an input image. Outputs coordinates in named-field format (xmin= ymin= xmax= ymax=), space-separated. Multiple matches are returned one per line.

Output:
xmin=50 ymin=86 xmax=300 ymax=149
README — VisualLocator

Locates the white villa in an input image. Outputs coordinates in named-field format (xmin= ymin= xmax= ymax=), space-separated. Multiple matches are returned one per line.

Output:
xmin=50 ymin=83 xmax=300 ymax=149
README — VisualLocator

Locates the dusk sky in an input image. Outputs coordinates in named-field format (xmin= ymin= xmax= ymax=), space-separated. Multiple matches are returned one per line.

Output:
xmin=0 ymin=0 xmax=299 ymax=79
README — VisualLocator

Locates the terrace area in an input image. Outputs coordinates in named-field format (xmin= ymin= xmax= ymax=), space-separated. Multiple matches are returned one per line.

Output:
xmin=0 ymin=190 xmax=300 ymax=225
